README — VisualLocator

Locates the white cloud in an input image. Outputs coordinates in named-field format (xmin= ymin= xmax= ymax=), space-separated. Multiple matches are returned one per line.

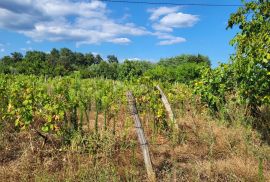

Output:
xmin=152 ymin=23 xmax=173 ymax=32
xmin=160 ymin=12 xmax=199 ymax=29
xmin=154 ymin=32 xmax=186 ymax=46
xmin=152 ymin=12 xmax=199 ymax=32
xmin=158 ymin=37 xmax=186 ymax=45
xmin=127 ymin=57 xmax=141 ymax=61
xmin=109 ymin=38 xmax=131 ymax=44
xmin=148 ymin=7 xmax=199 ymax=31
xmin=148 ymin=6 xmax=180 ymax=21
xmin=148 ymin=6 xmax=199 ymax=45
xmin=0 ymin=0 xmax=149 ymax=45
xmin=0 ymin=2 xmax=199 ymax=46
xmin=0 ymin=48 xmax=4 ymax=52
xmin=91 ymin=52 xmax=99 ymax=56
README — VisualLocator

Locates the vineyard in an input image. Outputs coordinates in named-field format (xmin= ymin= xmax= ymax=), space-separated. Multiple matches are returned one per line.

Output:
xmin=0 ymin=74 xmax=191 ymax=134
xmin=0 ymin=74 xmax=270 ymax=181
xmin=0 ymin=0 xmax=270 ymax=181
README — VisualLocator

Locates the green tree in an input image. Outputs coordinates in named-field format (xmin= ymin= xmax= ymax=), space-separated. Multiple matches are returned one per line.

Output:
xmin=158 ymin=54 xmax=211 ymax=67
xmin=48 ymin=48 xmax=60 ymax=66
xmin=174 ymin=62 xmax=206 ymax=83
xmin=0 ymin=56 xmax=13 ymax=74
xmin=144 ymin=65 xmax=175 ymax=82
xmin=86 ymin=61 xmax=119 ymax=79
xmin=11 ymin=52 xmax=23 ymax=63
xmin=194 ymin=64 xmax=235 ymax=112
xmin=1 ymin=56 xmax=12 ymax=65
xmin=107 ymin=55 xmax=118 ymax=64
xmin=74 ymin=52 xmax=86 ymax=66
xmin=94 ymin=54 xmax=103 ymax=64
xmin=85 ymin=53 xmax=95 ymax=66
xmin=145 ymin=62 xmax=207 ymax=84
xmin=24 ymin=51 xmax=46 ymax=63
xmin=45 ymin=48 xmax=60 ymax=76
xmin=227 ymin=0 xmax=270 ymax=113
xmin=59 ymin=48 xmax=75 ymax=72
xmin=118 ymin=60 xmax=152 ymax=81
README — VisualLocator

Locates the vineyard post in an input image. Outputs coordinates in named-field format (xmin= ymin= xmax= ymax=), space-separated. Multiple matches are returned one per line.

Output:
xmin=156 ymin=85 xmax=179 ymax=134
xmin=95 ymin=99 xmax=99 ymax=134
xmin=126 ymin=91 xmax=156 ymax=182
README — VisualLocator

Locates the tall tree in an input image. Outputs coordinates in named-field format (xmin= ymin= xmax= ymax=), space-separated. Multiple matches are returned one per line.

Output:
xmin=59 ymin=48 xmax=75 ymax=72
xmin=158 ymin=54 xmax=211 ymax=67
xmin=107 ymin=55 xmax=118 ymax=63
xmin=74 ymin=52 xmax=86 ymax=66
xmin=85 ymin=53 xmax=95 ymax=66
xmin=24 ymin=51 xmax=46 ymax=62
xmin=1 ymin=56 xmax=12 ymax=65
xmin=11 ymin=52 xmax=23 ymax=62
xmin=227 ymin=0 xmax=270 ymax=112
xmin=48 ymin=48 xmax=60 ymax=65
xmin=94 ymin=54 xmax=103 ymax=64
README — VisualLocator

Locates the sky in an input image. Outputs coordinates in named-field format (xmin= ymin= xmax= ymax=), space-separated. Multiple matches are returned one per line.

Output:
xmin=0 ymin=0 xmax=242 ymax=67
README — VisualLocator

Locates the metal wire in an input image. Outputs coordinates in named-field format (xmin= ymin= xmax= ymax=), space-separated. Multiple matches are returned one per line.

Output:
xmin=99 ymin=0 xmax=243 ymax=7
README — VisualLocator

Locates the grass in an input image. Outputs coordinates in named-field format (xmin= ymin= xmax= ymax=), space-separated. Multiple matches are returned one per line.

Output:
xmin=0 ymin=102 xmax=270 ymax=181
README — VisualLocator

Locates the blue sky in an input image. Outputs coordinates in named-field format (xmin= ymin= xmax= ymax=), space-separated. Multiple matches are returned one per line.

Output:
xmin=0 ymin=0 xmax=242 ymax=67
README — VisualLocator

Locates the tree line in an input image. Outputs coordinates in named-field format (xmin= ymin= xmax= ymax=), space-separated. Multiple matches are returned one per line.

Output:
xmin=0 ymin=48 xmax=210 ymax=83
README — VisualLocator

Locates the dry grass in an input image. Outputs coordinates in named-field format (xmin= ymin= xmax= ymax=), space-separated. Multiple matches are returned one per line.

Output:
xmin=165 ymin=113 xmax=270 ymax=181
xmin=0 ymin=107 xmax=270 ymax=182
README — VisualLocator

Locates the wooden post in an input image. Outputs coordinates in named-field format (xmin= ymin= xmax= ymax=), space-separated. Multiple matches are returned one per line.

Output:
xmin=156 ymin=85 xmax=179 ymax=132
xmin=126 ymin=91 xmax=156 ymax=182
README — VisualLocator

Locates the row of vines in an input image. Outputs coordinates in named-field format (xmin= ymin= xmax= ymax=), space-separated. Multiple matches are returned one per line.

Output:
xmin=0 ymin=74 xmax=192 ymax=139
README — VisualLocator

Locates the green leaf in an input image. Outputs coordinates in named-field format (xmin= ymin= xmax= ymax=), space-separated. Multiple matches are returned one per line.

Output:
xmin=41 ymin=126 xmax=49 ymax=132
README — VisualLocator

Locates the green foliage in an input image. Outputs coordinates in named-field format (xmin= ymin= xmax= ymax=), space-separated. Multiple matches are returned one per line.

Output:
xmin=145 ymin=62 xmax=208 ymax=84
xmin=227 ymin=0 xmax=270 ymax=110
xmin=195 ymin=0 xmax=270 ymax=116
xmin=11 ymin=52 xmax=23 ymax=63
xmin=144 ymin=65 xmax=175 ymax=82
xmin=0 ymin=48 xmax=103 ymax=76
xmin=81 ymin=61 xmax=119 ymax=79
xmin=0 ymin=49 xmax=211 ymax=84
xmin=175 ymin=62 xmax=208 ymax=83
xmin=118 ymin=60 xmax=152 ymax=81
xmin=94 ymin=54 xmax=103 ymax=64
xmin=158 ymin=54 xmax=211 ymax=67
xmin=194 ymin=64 xmax=235 ymax=112
xmin=0 ymin=74 xmax=191 ymax=137
xmin=107 ymin=55 xmax=119 ymax=63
